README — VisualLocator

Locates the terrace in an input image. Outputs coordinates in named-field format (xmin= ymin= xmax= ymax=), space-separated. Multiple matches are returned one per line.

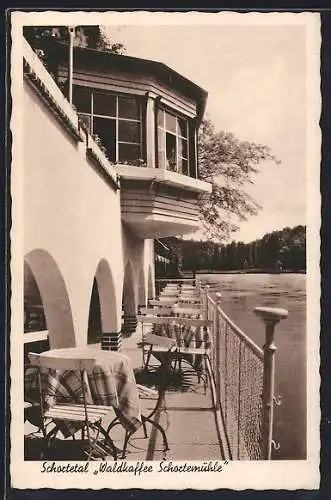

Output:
xmin=24 ymin=279 xmax=287 ymax=462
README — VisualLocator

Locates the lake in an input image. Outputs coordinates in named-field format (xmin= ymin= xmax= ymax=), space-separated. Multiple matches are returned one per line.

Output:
xmin=198 ymin=272 xmax=306 ymax=460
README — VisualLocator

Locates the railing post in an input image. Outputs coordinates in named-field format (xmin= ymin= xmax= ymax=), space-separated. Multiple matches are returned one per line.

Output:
xmin=204 ymin=285 xmax=210 ymax=321
xmin=215 ymin=293 xmax=222 ymax=407
xmin=254 ymin=306 xmax=288 ymax=460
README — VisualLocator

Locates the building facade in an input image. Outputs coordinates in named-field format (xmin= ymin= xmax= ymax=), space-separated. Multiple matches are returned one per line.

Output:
xmin=22 ymin=38 xmax=211 ymax=357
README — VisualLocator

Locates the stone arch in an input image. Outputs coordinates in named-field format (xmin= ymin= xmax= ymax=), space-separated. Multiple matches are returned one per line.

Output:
xmin=122 ymin=260 xmax=136 ymax=315
xmin=147 ymin=265 xmax=154 ymax=300
xmin=24 ymin=249 xmax=75 ymax=349
xmin=87 ymin=259 xmax=118 ymax=344
xmin=122 ymin=260 xmax=137 ymax=337
xmin=138 ymin=268 xmax=146 ymax=308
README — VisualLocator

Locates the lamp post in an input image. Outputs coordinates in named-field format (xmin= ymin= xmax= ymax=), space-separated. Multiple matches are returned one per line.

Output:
xmin=68 ymin=26 xmax=75 ymax=104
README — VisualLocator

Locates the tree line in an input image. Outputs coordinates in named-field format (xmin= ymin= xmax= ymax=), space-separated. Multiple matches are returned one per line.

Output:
xmin=157 ymin=225 xmax=306 ymax=277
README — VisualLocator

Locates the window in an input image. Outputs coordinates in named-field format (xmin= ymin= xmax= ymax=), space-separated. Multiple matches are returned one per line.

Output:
xmin=157 ymin=108 xmax=189 ymax=175
xmin=73 ymin=86 xmax=143 ymax=164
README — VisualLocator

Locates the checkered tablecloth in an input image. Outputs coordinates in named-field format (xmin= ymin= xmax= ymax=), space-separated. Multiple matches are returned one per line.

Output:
xmin=152 ymin=323 xmax=211 ymax=373
xmin=25 ymin=347 xmax=142 ymax=434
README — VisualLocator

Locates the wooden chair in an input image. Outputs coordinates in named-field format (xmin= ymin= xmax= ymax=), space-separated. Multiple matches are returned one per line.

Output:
xmin=136 ymin=316 xmax=213 ymax=392
xmin=171 ymin=317 xmax=212 ymax=392
xmin=28 ymin=352 xmax=117 ymax=461
xmin=136 ymin=316 xmax=177 ymax=368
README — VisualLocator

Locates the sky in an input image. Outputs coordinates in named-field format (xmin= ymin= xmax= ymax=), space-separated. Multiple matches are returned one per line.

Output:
xmin=106 ymin=18 xmax=309 ymax=243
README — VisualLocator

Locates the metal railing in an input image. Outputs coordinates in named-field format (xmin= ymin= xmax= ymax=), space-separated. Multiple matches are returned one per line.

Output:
xmin=153 ymin=277 xmax=288 ymax=459
xmin=198 ymin=282 xmax=288 ymax=460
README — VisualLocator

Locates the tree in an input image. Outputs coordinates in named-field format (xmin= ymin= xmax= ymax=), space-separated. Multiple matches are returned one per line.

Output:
xmin=23 ymin=25 xmax=125 ymax=77
xmin=23 ymin=25 xmax=125 ymax=53
xmin=198 ymin=119 xmax=280 ymax=241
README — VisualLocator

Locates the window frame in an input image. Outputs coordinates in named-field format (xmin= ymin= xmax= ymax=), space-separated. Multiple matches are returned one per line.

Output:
xmin=74 ymin=86 xmax=144 ymax=164
xmin=156 ymin=106 xmax=190 ymax=176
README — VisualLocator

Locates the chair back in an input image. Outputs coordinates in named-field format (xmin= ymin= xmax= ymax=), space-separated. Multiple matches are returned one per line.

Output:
xmin=158 ymin=296 xmax=178 ymax=304
xmin=143 ymin=333 xmax=176 ymax=349
xmin=139 ymin=306 xmax=158 ymax=315
xmin=137 ymin=315 xmax=212 ymax=327
xmin=177 ymin=301 xmax=201 ymax=309
xmin=174 ymin=317 xmax=212 ymax=327
xmin=137 ymin=315 xmax=176 ymax=325
xmin=160 ymin=292 xmax=179 ymax=298
xmin=172 ymin=306 xmax=202 ymax=319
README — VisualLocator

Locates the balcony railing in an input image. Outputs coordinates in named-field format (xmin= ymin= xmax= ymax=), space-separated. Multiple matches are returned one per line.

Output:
xmin=154 ymin=278 xmax=288 ymax=460
xmin=198 ymin=283 xmax=288 ymax=460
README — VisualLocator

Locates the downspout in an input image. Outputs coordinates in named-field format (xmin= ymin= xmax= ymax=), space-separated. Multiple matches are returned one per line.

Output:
xmin=68 ymin=26 xmax=75 ymax=104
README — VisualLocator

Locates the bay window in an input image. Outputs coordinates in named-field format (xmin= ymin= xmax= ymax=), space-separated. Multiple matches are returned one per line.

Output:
xmin=73 ymin=86 xmax=143 ymax=164
xmin=73 ymin=86 xmax=197 ymax=177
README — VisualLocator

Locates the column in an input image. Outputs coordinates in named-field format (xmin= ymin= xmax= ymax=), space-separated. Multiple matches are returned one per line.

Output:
xmin=146 ymin=92 xmax=156 ymax=169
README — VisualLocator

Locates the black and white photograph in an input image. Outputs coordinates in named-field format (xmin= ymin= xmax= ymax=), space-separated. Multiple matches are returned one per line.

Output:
xmin=10 ymin=10 xmax=320 ymax=490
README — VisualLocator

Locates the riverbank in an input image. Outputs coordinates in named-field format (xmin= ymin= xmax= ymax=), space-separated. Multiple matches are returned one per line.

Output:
xmin=194 ymin=268 xmax=306 ymax=275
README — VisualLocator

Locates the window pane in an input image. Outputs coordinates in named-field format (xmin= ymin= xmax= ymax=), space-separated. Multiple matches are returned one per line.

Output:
xmin=93 ymin=92 xmax=116 ymax=117
xmin=73 ymin=86 xmax=91 ymax=113
xmin=180 ymin=158 xmax=189 ymax=176
xmin=178 ymin=137 xmax=188 ymax=158
xmin=118 ymin=143 xmax=141 ymax=163
xmin=157 ymin=109 xmax=165 ymax=128
xmin=188 ymin=119 xmax=197 ymax=178
xmin=166 ymin=133 xmax=177 ymax=172
xmin=118 ymin=120 xmax=140 ymax=143
xmin=118 ymin=95 xmax=140 ymax=119
xmin=78 ymin=114 xmax=91 ymax=132
xmin=165 ymin=112 xmax=177 ymax=134
xmin=178 ymin=117 xmax=188 ymax=138
xmin=157 ymin=129 xmax=165 ymax=168
xmin=93 ymin=117 xmax=116 ymax=162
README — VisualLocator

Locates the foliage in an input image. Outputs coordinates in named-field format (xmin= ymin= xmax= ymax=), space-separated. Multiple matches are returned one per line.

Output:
xmin=159 ymin=225 xmax=306 ymax=274
xmin=155 ymin=238 xmax=183 ymax=278
xmin=198 ymin=119 xmax=280 ymax=240
xmin=23 ymin=25 xmax=125 ymax=80
xmin=23 ymin=25 xmax=125 ymax=54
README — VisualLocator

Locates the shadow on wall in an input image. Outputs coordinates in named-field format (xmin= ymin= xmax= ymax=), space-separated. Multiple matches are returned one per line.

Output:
xmin=122 ymin=261 xmax=137 ymax=338
xmin=87 ymin=278 xmax=101 ymax=344
xmin=24 ymin=249 xmax=75 ymax=350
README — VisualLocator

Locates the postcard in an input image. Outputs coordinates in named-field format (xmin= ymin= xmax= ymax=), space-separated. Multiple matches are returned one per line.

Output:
xmin=10 ymin=9 xmax=320 ymax=490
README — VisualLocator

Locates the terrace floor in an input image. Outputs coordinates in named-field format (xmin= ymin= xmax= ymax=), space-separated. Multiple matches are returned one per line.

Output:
xmin=24 ymin=325 xmax=226 ymax=462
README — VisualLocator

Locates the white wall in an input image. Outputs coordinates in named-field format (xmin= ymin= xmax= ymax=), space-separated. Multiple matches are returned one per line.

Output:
xmin=24 ymin=80 xmax=126 ymax=347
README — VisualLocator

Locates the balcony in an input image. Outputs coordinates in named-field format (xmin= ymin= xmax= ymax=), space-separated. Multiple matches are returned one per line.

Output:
xmin=117 ymin=165 xmax=211 ymax=238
